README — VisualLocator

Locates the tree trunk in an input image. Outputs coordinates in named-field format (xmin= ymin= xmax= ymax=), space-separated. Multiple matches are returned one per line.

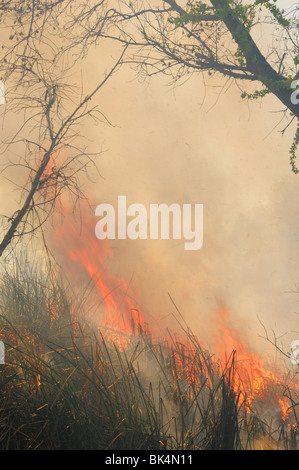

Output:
xmin=211 ymin=0 xmax=299 ymax=118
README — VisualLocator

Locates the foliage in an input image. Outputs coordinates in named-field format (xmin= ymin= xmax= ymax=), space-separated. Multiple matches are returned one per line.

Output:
xmin=290 ymin=121 xmax=299 ymax=174
xmin=166 ymin=0 xmax=298 ymax=172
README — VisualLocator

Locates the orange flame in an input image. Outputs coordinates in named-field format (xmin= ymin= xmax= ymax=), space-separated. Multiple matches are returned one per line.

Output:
xmin=214 ymin=307 xmax=297 ymax=419
xmin=50 ymin=199 xmax=298 ymax=421
xmin=278 ymin=397 xmax=291 ymax=422
xmin=52 ymin=200 xmax=148 ymax=346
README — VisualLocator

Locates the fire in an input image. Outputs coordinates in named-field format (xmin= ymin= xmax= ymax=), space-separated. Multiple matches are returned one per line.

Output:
xmin=52 ymin=199 xmax=148 ymax=346
xmin=214 ymin=307 xmax=296 ymax=420
xmin=51 ymin=199 xmax=298 ymax=422
xmin=278 ymin=397 xmax=290 ymax=422
xmin=37 ymin=153 xmax=59 ymax=199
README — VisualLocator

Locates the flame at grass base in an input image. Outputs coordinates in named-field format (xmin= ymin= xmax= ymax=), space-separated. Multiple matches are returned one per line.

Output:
xmin=51 ymin=199 xmax=298 ymax=425
xmin=52 ymin=200 xmax=149 ymax=346
xmin=214 ymin=307 xmax=298 ymax=421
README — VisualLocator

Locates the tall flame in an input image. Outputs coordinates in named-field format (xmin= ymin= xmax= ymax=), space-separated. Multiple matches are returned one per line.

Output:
xmin=214 ymin=307 xmax=296 ymax=420
xmin=52 ymin=200 xmax=148 ymax=345
xmin=51 ymin=199 xmax=298 ymax=422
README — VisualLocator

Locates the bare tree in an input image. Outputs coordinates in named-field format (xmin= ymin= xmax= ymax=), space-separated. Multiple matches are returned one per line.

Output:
xmin=0 ymin=1 xmax=126 ymax=257
xmin=61 ymin=0 xmax=299 ymax=171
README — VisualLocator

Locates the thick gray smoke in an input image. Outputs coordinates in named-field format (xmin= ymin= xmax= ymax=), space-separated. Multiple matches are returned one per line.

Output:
xmin=0 ymin=36 xmax=298 ymax=368
xmin=77 ymin=48 xmax=299 ymax=365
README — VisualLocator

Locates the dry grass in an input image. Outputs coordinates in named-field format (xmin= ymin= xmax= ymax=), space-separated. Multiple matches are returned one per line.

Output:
xmin=0 ymin=255 xmax=297 ymax=450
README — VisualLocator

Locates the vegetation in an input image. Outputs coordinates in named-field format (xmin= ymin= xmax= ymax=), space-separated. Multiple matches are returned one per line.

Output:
xmin=0 ymin=2 xmax=298 ymax=449
xmin=92 ymin=0 xmax=299 ymax=171
xmin=0 ymin=255 xmax=297 ymax=450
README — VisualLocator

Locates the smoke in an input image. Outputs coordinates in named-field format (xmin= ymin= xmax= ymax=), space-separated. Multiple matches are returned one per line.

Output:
xmin=0 ymin=22 xmax=298 ymax=368
xmin=81 ymin=45 xmax=299 ymax=363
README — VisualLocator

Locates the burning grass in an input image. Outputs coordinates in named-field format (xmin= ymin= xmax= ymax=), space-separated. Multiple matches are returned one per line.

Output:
xmin=0 ymin=256 xmax=298 ymax=450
